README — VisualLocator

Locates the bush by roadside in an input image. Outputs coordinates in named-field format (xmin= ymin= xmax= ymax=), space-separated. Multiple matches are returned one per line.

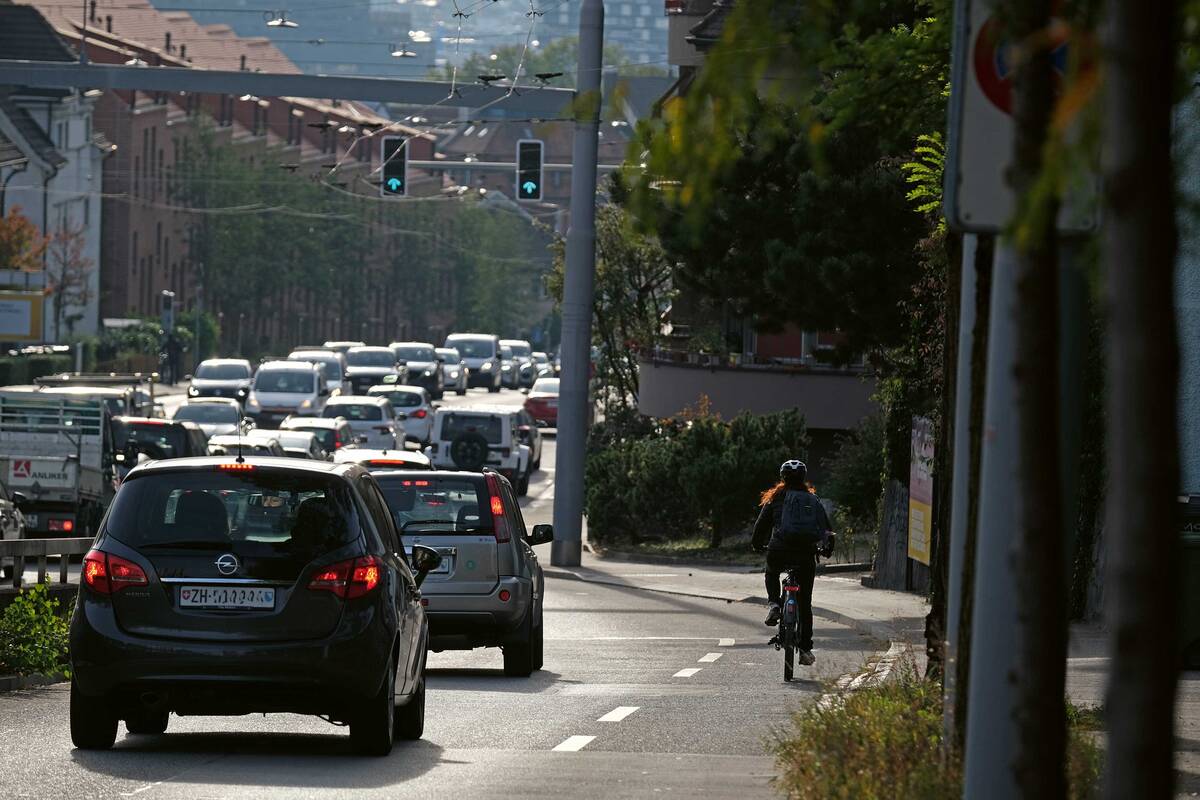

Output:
xmin=0 ymin=583 xmax=71 ymax=678
xmin=772 ymin=663 xmax=1102 ymax=799
xmin=584 ymin=405 xmax=809 ymax=548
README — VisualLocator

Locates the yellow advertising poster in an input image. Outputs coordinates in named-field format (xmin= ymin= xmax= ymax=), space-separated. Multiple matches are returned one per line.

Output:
xmin=0 ymin=292 xmax=43 ymax=342
xmin=908 ymin=415 xmax=934 ymax=565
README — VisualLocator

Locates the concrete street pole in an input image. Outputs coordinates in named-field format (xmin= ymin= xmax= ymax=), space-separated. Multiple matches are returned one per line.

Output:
xmin=963 ymin=241 xmax=1021 ymax=797
xmin=551 ymin=0 xmax=603 ymax=567
xmin=941 ymin=232 xmax=977 ymax=743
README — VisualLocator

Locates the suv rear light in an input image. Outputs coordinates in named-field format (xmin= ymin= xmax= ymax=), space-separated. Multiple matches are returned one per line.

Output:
xmin=484 ymin=473 xmax=511 ymax=543
xmin=308 ymin=555 xmax=382 ymax=599
xmin=83 ymin=549 xmax=148 ymax=595
xmin=412 ymin=408 xmax=427 ymax=419
xmin=48 ymin=519 xmax=74 ymax=532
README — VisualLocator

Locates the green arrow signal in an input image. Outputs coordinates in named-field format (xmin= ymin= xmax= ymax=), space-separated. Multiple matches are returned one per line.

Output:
xmin=522 ymin=181 xmax=538 ymax=195
xmin=386 ymin=177 xmax=403 ymax=192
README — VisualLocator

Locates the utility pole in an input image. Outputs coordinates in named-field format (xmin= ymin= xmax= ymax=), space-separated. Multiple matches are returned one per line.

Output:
xmin=1101 ymin=0 xmax=1181 ymax=796
xmin=551 ymin=0 xmax=604 ymax=567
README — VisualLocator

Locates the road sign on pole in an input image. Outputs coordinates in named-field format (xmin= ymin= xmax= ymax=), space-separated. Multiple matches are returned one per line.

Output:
xmin=381 ymin=137 xmax=408 ymax=197
xmin=944 ymin=0 xmax=1097 ymax=233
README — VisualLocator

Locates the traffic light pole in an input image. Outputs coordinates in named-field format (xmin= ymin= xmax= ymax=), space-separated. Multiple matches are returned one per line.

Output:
xmin=551 ymin=0 xmax=604 ymax=568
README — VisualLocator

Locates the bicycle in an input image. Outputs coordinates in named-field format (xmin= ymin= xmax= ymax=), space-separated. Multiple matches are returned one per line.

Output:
xmin=768 ymin=566 xmax=807 ymax=682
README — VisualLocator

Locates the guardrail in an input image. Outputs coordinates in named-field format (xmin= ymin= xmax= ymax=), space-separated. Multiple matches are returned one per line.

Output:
xmin=0 ymin=537 xmax=92 ymax=589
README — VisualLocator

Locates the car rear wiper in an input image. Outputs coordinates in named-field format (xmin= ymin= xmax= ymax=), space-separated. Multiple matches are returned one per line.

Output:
xmin=401 ymin=519 xmax=456 ymax=531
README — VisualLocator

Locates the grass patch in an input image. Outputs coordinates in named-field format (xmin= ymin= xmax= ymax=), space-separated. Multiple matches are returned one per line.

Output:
xmin=771 ymin=661 xmax=1103 ymax=799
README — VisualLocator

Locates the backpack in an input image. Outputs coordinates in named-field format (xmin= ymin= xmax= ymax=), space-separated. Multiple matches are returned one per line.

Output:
xmin=776 ymin=489 xmax=824 ymax=546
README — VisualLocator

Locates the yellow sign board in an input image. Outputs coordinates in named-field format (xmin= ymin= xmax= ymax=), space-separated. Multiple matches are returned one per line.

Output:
xmin=0 ymin=292 xmax=44 ymax=342
xmin=908 ymin=415 xmax=934 ymax=565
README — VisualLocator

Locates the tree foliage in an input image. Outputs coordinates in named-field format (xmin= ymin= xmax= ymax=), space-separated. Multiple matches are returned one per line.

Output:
xmin=0 ymin=206 xmax=47 ymax=273
xmin=45 ymin=223 xmax=95 ymax=341
xmin=546 ymin=203 xmax=673 ymax=411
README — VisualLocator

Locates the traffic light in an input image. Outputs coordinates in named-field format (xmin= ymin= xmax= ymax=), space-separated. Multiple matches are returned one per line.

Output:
xmin=516 ymin=139 xmax=543 ymax=201
xmin=381 ymin=136 xmax=407 ymax=197
xmin=160 ymin=290 xmax=175 ymax=333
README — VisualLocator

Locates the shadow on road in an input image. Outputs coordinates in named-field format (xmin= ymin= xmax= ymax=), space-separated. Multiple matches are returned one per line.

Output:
xmin=426 ymin=668 xmax=568 ymax=694
xmin=71 ymin=733 xmax=445 ymax=789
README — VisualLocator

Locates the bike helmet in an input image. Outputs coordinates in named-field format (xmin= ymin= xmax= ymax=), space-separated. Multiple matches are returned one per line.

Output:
xmin=779 ymin=460 xmax=807 ymax=481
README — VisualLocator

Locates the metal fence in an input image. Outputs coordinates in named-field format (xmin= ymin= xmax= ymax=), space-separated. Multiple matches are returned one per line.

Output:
xmin=0 ymin=537 xmax=92 ymax=589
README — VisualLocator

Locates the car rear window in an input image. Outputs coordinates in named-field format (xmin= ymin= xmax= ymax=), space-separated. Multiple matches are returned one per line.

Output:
xmin=374 ymin=475 xmax=492 ymax=535
xmin=112 ymin=421 xmax=187 ymax=459
xmin=371 ymin=390 xmax=421 ymax=408
xmin=531 ymin=378 xmax=559 ymax=393
xmin=439 ymin=413 xmax=502 ymax=444
xmin=105 ymin=470 xmax=360 ymax=556
xmin=323 ymin=403 xmax=383 ymax=421
xmin=291 ymin=426 xmax=336 ymax=452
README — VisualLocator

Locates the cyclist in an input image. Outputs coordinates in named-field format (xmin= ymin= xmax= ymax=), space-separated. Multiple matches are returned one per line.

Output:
xmin=752 ymin=460 xmax=834 ymax=666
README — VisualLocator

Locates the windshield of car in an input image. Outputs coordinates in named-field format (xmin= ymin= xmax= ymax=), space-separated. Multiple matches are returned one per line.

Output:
xmin=393 ymin=346 xmax=435 ymax=362
xmin=439 ymin=413 xmax=503 ymax=444
xmin=532 ymin=354 xmax=549 ymax=364
xmin=370 ymin=390 xmax=421 ymax=408
xmin=195 ymin=363 xmax=251 ymax=380
xmin=290 ymin=353 xmax=343 ymax=379
xmin=322 ymin=403 xmax=383 ymax=421
xmin=375 ymin=475 xmax=492 ymax=534
xmin=111 ymin=421 xmax=187 ymax=459
xmin=531 ymin=378 xmax=560 ymax=394
xmin=449 ymin=339 xmax=495 ymax=359
xmin=346 ymin=349 xmax=395 ymax=368
xmin=104 ymin=471 xmax=359 ymax=555
xmin=436 ymin=348 xmax=460 ymax=362
xmin=255 ymin=370 xmax=315 ymax=394
xmin=500 ymin=346 xmax=513 ymax=360
xmin=173 ymin=404 xmax=238 ymax=424
xmin=505 ymin=342 xmax=532 ymax=358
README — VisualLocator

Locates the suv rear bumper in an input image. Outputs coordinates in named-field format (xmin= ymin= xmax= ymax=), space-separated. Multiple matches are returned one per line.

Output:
xmin=424 ymin=576 xmax=532 ymax=649
xmin=70 ymin=599 xmax=391 ymax=716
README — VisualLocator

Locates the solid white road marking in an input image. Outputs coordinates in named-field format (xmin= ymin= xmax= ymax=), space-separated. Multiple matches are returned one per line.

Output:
xmin=698 ymin=653 xmax=723 ymax=663
xmin=597 ymin=706 xmax=640 ymax=722
xmin=718 ymin=638 xmax=735 ymax=647
xmin=673 ymin=668 xmax=702 ymax=678
xmin=553 ymin=735 xmax=597 ymax=752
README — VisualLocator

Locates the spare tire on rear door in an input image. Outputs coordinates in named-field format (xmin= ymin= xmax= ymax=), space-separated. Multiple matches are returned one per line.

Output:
xmin=450 ymin=432 xmax=489 ymax=471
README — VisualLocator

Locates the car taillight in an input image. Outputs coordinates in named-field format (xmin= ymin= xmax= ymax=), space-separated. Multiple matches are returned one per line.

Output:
xmin=484 ymin=474 xmax=511 ymax=543
xmin=48 ymin=519 xmax=74 ymax=532
xmin=83 ymin=549 xmax=147 ymax=595
xmin=220 ymin=462 xmax=255 ymax=471
xmin=334 ymin=437 xmax=343 ymax=449
xmin=308 ymin=555 xmax=382 ymax=599
xmin=412 ymin=408 xmax=427 ymax=419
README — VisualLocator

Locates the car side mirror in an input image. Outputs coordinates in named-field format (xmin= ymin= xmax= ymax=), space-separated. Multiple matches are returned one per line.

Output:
xmin=527 ymin=524 xmax=553 ymax=546
xmin=396 ymin=360 xmax=407 ymax=367
xmin=183 ymin=374 xmax=193 ymax=381
xmin=520 ymin=387 xmax=530 ymax=395
xmin=431 ymin=402 xmax=442 ymax=410
xmin=356 ymin=435 xmax=369 ymax=444
xmin=10 ymin=492 xmax=29 ymax=511
xmin=410 ymin=544 xmax=442 ymax=587
xmin=320 ymin=386 xmax=331 ymax=396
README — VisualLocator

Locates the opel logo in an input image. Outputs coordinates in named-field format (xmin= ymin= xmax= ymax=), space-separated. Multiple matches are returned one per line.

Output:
xmin=214 ymin=553 xmax=239 ymax=576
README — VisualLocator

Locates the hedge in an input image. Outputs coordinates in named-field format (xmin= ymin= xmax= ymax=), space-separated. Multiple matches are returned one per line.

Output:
xmin=0 ymin=354 xmax=72 ymax=386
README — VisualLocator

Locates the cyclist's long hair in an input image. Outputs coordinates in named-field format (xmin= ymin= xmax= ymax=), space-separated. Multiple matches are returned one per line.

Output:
xmin=760 ymin=478 xmax=815 ymax=506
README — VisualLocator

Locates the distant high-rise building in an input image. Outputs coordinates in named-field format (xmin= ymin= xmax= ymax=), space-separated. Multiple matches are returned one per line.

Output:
xmin=541 ymin=2 xmax=669 ymax=65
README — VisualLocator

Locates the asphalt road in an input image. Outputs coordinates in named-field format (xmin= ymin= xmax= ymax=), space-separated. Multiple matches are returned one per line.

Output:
xmin=5 ymin=383 xmax=879 ymax=799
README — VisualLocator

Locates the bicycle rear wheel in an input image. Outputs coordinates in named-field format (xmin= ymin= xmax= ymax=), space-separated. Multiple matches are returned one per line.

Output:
xmin=783 ymin=641 xmax=794 ymax=682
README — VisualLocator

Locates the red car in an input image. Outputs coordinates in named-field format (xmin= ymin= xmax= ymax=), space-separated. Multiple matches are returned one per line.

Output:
xmin=523 ymin=377 xmax=559 ymax=427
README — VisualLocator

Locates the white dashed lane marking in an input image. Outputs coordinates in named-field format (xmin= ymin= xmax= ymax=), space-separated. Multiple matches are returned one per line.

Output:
xmin=597 ymin=706 xmax=640 ymax=722
xmin=718 ymin=638 xmax=735 ymax=647
xmin=552 ymin=735 xmax=597 ymax=752
xmin=673 ymin=668 xmax=702 ymax=678
xmin=698 ymin=653 xmax=723 ymax=663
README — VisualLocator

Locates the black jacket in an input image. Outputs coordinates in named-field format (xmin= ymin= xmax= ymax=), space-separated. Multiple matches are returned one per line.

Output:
xmin=752 ymin=490 xmax=832 ymax=552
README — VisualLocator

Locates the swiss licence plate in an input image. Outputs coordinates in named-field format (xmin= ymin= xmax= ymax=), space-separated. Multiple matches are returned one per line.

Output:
xmin=179 ymin=586 xmax=275 ymax=609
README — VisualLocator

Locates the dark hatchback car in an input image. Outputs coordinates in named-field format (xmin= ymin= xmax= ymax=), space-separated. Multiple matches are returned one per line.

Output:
xmin=69 ymin=457 xmax=442 ymax=755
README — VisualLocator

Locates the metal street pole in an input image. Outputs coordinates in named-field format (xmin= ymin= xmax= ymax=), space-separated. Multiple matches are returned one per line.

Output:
xmin=551 ymin=0 xmax=604 ymax=568
xmin=942 ymin=232 xmax=977 ymax=744
xmin=963 ymin=240 xmax=1021 ymax=797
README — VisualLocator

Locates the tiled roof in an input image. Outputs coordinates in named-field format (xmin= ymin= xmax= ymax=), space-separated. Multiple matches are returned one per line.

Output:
xmin=0 ymin=128 xmax=27 ymax=168
xmin=0 ymin=93 xmax=67 ymax=168
xmin=0 ymin=3 xmax=77 ymax=62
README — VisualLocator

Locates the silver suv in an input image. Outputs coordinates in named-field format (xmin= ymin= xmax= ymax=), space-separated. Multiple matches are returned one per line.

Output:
xmin=423 ymin=405 xmax=531 ymax=495
xmin=374 ymin=469 xmax=551 ymax=676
